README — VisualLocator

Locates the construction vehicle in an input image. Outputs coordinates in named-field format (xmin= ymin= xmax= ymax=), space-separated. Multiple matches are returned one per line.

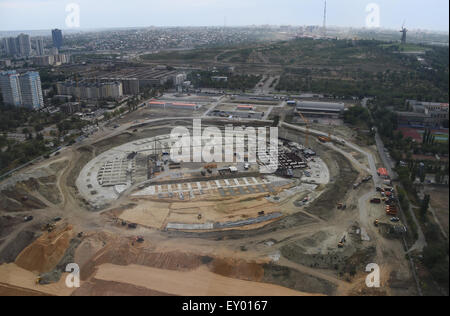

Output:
xmin=198 ymin=214 xmax=202 ymax=220
xmin=353 ymin=182 xmax=361 ymax=189
xmin=362 ymin=175 xmax=373 ymax=182
xmin=128 ymin=223 xmax=137 ymax=229
xmin=24 ymin=216 xmax=34 ymax=222
xmin=337 ymin=203 xmax=343 ymax=209
xmin=42 ymin=223 xmax=56 ymax=232
xmin=204 ymin=163 xmax=217 ymax=170
xmin=370 ymin=198 xmax=381 ymax=204
xmin=338 ymin=235 xmax=346 ymax=248
xmin=374 ymin=219 xmax=379 ymax=227
xmin=136 ymin=236 xmax=144 ymax=243
xmin=318 ymin=136 xmax=331 ymax=143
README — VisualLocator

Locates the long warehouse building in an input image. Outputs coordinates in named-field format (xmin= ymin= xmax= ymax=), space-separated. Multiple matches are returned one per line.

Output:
xmin=296 ymin=101 xmax=345 ymax=119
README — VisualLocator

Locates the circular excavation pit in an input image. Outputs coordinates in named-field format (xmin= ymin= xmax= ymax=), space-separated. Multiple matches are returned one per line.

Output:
xmin=76 ymin=126 xmax=330 ymax=232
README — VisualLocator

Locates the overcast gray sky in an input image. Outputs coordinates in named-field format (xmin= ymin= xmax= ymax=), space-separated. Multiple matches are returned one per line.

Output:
xmin=0 ymin=0 xmax=448 ymax=31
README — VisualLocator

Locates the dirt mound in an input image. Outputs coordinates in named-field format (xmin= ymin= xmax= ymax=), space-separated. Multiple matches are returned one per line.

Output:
xmin=0 ymin=215 xmax=23 ymax=239
xmin=39 ymin=237 xmax=83 ymax=285
xmin=15 ymin=224 xmax=74 ymax=273
xmin=0 ymin=283 xmax=52 ymax=296
xmin=0 ymin=197 xmax=23 ymax=212
xmin=0 ymin=187 xmax=47 ymax=212
xmin=208 ymin=258 xmax=264 ymax=281
xmin=72 ymin=279 xmax=173 ymax=296
xmin=74 ymin=233 xmax=110 ymax=269
xmin=263 ymin=263 xmax=337 ymax=296
xmin=0 ymin=230 xmax=37 ymax=264
xmin=81 ymin=237 xmax=204 ymax=280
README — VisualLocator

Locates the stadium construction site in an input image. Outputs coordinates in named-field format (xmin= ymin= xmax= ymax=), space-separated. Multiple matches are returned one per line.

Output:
xmin=0 ymin=93 xmax=418 ymax=296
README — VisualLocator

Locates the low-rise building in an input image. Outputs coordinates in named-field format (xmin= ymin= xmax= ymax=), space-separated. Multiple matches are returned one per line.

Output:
xmin=59 ymin=102 xmax=81 ymax=114
xmin=148 ymin=100 xmax=201 ymax=110
xmin=295 ymin=101 xmax=345 ymax=119
xmin=398 ymin=100 xmax=449 ymax=128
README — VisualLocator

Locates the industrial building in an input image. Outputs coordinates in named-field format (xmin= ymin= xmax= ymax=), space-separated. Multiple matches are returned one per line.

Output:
xmin=210 ymin=109 xmax=264 ymax=119
xmin=148 ymin=100 xmax=201 ymax=110
xmin=295 ymin=101 xmax=345 ymax=118
xmin=86 ymin=67 xmax=179 ymax=89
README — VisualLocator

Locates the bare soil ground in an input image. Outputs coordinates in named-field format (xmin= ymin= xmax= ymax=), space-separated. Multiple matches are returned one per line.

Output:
xmin=90 ymin=263 xmax=311 ymax=296
xmin=424 ymin=186 xmax=449 ymax=236
xmin=0 ymin=115 xmax=419 ymax=296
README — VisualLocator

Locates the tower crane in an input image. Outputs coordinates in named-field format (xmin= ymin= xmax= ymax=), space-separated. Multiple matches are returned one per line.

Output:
xmin=297 ymin=111 xmax=310 ymax=147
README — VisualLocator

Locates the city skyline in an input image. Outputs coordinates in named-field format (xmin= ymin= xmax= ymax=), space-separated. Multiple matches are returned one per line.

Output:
xmin=0 ymin=0 xmax=449 ymax=32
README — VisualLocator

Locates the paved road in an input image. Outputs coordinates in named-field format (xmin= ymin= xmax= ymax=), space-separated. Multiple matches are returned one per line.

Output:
xmin=374 ymin=130 xmax=398 ymax=180
xmin=360 ymin=97 xmax=397 ymax=180
xmin=360 ymin=98 xmax=426 ymax=253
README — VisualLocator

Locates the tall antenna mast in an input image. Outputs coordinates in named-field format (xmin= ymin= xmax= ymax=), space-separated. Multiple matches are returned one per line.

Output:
xmin=323 ymin=0 xmax=327 ymax=36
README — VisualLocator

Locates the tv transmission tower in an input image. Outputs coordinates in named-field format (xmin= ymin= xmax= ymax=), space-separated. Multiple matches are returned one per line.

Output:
xmin=323 ymin=0 xmax=327 ymax=36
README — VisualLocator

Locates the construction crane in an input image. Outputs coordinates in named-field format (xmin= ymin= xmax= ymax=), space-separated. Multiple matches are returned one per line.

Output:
xmin=297 ymin=111 xmax=310 ymax=147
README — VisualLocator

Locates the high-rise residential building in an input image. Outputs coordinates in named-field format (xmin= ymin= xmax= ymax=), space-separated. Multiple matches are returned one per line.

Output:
xmin=17 ymin=34 xmax=32 ymax=56
xmin=52 ymin=29 xmax=63 ymax=49
xmin=3 ymin=37 xmax=18 ymax=56
xmin=19 ymin=71 xmax=44 ymax=109
xmin=3 ymin=35 xmax=32 ymax=57
xmin=35 ymin=38 xmax=45 ymax=56
xmin=0 ymin=70 xmax=22 ymax=107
